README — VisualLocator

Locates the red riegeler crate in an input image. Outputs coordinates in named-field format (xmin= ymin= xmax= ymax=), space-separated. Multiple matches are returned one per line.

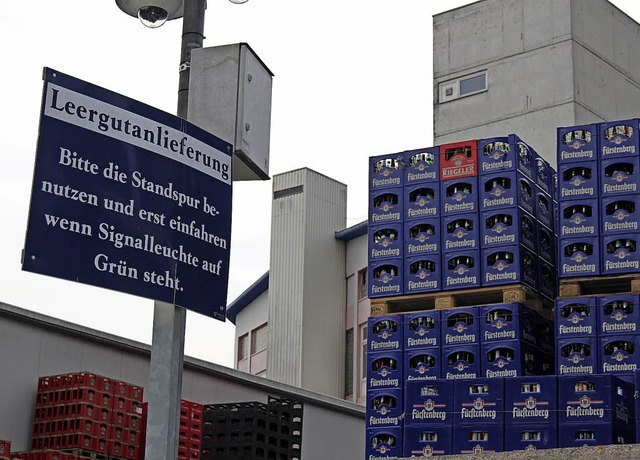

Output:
xmin=187 ymin=440 xmax=201 ymax=452
xmin=113 ymin=396 xmax=132 ymax=413
xmin=190 ymin=404 xmax=203 ymax=422
xmin=67 ymin=417 xmax=102 ymax=436
xmin=111 ymin=440 xmax=130 ymax=458
xmin=34 ymin=405 xmax=53 ymax=421
xmin=129 ymin=413 xmax=142 ymax=431
xmin=112 ymin=411 xmax=128 ymax=427
xmin=130 ymin=386 xmax=143 ymax=403
xmin=189 ymin=424 xmax=202 ymax=440
xmin=38 ymin=376 xmax=64 ymax=393
xmin=113 ymin=427 xmax=141 ymax=446
xmin=101 ymin=378 xmax=114 ymax=394
xmin=53 ymin=387 xmax=108 ymax=407
xmin=126 ymin=429 xmax=141 ymax=446
xmin=114 ymin=382 xmax=132 ymax=399
xmin=130 ymin=400 xmax=144 ymax=417
xmin=72 ymin=372 xmax=106 ymax=390
xmin=64 ymin=403 xmax=101 ymax=422
xmin=123 ymin=443 xmax=140 ymax=460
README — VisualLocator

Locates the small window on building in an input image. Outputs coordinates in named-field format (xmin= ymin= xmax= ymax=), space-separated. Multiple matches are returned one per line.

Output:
xmin=439 ymin=71 xmax=487 ymax=103
xmin=238 ymin=334 xmax=249 ymax=361
xmin=460 ymin=73 xmax=486 ymax=96
xmin=345 ymin=329 xmax=354 ymax=398
xmin=358 ymin=268 xmax=368 ymax=300
xmin=251 ymin=323 xmax=268 ymax=355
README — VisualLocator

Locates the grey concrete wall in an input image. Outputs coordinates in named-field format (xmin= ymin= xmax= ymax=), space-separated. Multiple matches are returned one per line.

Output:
xmin=571 ymin=0 xmax=640 ymax=123
xmin=571 ymin=0 xmax=640 ymax=84
xmin=433 ymin=0 xmax=576 ymax=164
xmin=0 ymin=303 xmax=364 ymax=459
xmin=433 ymin=0 xmax=572 ymax=79
xmin=433 ymin=40 xmax=576 ymax=163
xmin=433 ymin=0 xmax=640 ymax=168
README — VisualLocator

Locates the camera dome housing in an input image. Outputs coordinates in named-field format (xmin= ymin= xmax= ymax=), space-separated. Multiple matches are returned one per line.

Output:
xmin=115 ymin=0 xmax=184 ymax=23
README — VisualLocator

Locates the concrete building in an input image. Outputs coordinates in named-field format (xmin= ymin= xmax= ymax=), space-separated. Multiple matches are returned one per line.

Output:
xmin=433 ymin=0 xmax=640 ymax=165
xmin=227 ymin=0 xmax=640 ymax=405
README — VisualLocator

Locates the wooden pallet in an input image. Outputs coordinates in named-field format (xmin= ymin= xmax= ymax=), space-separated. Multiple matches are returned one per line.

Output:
xmin=370 ymin=284 xmax=552 ymax=318
xmin=558 ymin=274 xmax=640 ymax=297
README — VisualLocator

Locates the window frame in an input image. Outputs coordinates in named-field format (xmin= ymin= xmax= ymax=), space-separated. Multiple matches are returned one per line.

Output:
xmin=358 ymin=268 xmax=368 ymax=300
xmin=251 ymin=323 xmax=269 ymax=355
xmin=238 ymin=333 xmax=249 ymax=361
xmin=439 ymin=71 xmax=487 ymax=103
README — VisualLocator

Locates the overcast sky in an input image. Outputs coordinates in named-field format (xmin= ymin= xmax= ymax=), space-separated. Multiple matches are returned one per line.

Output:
xmin=1 ymin=0 xmax=639 ymax=368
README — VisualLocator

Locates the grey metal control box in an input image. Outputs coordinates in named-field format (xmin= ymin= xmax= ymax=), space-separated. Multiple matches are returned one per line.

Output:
xmin=188 ymin=43 xmax=273 ymax=181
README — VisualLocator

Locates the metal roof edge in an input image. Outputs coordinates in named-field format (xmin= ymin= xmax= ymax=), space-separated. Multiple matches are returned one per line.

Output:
xmin=0 ymin=301 xmax=364 ymax=417
xmin=225 ymin=271 xmax=269 ymax=324
xmin=335 ymin=220 xmax=368 ymax=241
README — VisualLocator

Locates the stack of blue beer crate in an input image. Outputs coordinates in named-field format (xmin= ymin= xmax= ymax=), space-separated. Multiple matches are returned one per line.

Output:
xmin=365 ymin=314 xmax=404 ymax=459
xmin=367 ymin=308 xmax=638 ymax=456
xmin=366 ymin=304 xmax=556 ymax=457
xmin=555 ymin=296 xmax=599 ymax=376
xmin=555 ymin=119 xmax=640 ymax=380
xmin=557 ymin=119 xmax=640 ymax=277
xmin=478 ymin=135 xmax=556 ymax=298
xmin=557 ymin=374 xmax=636 ymax=447
xmin=367 ymin=134 xmax=557 ymax=299
xmin=555 ymin=293 xmax=640 ymax=375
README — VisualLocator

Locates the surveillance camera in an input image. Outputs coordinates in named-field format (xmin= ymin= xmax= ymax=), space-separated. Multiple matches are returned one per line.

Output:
xmin=115 ymin=0 xmax=184 ymax=25
xmin=138 ymin=5 xmax=169 ymax=28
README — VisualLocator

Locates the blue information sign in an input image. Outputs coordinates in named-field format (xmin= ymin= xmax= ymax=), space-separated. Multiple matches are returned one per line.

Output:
xmin=23 ymin=68 xmax=233 ymax=321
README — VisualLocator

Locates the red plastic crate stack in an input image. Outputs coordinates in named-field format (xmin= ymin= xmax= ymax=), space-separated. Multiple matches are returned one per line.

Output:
xmin=10 ymin=450 xmax=92 ymax=460
xmin=178 ymin=400 xmax=203 ymax=460
xmin=0 ymin=440 xmax=10 ymax=460
xmin=31 ymin=372 xmax=145 ymax=460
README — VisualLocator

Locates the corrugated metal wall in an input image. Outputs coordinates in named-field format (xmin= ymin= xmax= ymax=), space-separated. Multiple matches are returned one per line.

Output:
xmin=267 ymin=169 xmax=347 ymax=398
xmin=300 ymin=171 xmax=347 ymax=397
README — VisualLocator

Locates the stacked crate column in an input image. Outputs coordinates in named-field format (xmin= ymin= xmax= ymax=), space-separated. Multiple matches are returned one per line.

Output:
xmin=402 ymin=379 xmax=454 ymax=457
xmin=555 ymin=297 xmax=599 ymax=376
xmin=504 ymin=376 xmax=558 ymax=451
xmin=403 ymin=148 xmax=441 ymax=294
xmin=366 ymin=314 xmax=404 ymax=458
xmin=452 ymin=379 xmax=505 ymax=454
xmin=598 ymin=294 xmax=640 ymax=382
xmin=557 ymin=375 xmax=636 ymax=447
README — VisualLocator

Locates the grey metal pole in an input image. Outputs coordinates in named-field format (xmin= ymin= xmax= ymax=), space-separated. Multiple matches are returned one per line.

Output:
xmin=177 ymin=0 xmax=206 ymax=118
xmin=145 ymin=2 xmax=206 ymax=459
